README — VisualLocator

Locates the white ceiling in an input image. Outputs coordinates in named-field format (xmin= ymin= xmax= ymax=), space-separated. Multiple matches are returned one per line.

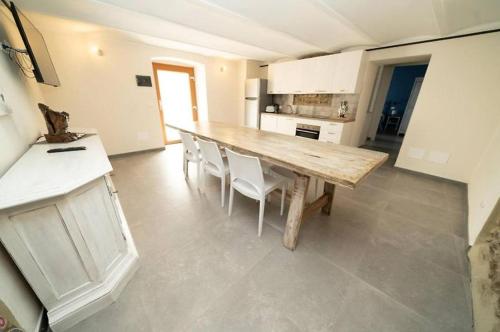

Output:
xmin=14 ymin=0 xmax=500 ymax=61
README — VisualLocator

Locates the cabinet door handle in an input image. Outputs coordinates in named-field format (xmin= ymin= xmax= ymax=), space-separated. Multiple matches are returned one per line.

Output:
xmin=315 ymin=90 xmax=326 ymax=92
xmin=294 ymin=90 xmax=302 ymax=93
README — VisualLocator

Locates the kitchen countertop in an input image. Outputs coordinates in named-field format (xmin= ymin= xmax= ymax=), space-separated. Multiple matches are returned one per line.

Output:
xmin=261 ymin=112 xmax=355 ymax=123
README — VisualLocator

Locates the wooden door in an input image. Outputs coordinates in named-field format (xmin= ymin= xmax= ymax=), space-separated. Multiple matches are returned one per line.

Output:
xmin=152 ymin=63 xmax=198 ymax=144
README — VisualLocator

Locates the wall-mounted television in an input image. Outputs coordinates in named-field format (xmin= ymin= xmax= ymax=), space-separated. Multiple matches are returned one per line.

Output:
xmin=7 ymin=1 xmax=60 ymax=86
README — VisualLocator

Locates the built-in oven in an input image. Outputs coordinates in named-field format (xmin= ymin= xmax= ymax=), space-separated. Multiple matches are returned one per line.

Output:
xmin=295 ymin=123 xmax=320 ymax=140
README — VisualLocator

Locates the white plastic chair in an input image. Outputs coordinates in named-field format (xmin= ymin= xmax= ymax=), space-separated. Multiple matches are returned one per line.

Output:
xmin=197 ymin=139 xmax=229 ymax=207
xmin=261 ymin=162 xmax=295 ymax=203
xmin=225 ymin=148 xmax=287 ymax=237
xmin=179 ymin=132 xmax=202 ymax=188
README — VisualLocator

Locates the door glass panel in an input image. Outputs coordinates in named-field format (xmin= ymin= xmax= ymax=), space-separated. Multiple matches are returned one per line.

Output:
xmin=158 ymin=70 xmax=193 ymax=142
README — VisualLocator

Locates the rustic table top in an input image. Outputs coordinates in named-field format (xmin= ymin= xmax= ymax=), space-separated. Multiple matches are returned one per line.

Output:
xmin=167 ymin=121 xmax=388 ymax=189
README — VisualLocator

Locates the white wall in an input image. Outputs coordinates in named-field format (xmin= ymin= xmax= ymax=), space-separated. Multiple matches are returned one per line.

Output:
xmin=468 ymin=124 xmax=500 ymax=244
xmin=349 ymin=62 xmax=379 ymax=147
xmin=366 ymin=66 xmax=394 ymax=140
xmin=354 ymin=32 xmax=500 ymax=244
xmin=362 ymin=32 xmax=500 ymax=183
xmin=244 ymin=60 xmax=268 ymax=79
xmin=0 ymin=7 xmax=43 ymax=331
xmin=38 ymin=29 xmax=245 ymax=155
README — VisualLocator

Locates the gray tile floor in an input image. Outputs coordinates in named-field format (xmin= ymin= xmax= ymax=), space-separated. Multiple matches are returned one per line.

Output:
xmin=68 ymin=138 xmax=473 ymax=332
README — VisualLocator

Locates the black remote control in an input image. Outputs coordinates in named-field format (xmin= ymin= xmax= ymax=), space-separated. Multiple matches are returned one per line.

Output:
xmin=47 ymin=146 xmax=87 ymax=153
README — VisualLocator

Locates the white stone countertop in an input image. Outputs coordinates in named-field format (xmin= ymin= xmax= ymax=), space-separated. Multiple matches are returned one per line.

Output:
xmin=0 ymin=134 xmax=112 ymax=210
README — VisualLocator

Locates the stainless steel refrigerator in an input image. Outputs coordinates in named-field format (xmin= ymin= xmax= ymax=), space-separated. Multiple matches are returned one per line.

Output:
xmin=244 ymin=78 xmax=271 ymax=129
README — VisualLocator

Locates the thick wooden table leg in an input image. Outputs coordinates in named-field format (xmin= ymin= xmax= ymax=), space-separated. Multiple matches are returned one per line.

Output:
xmin=321 ymin=182 xmax=335 ymax=215
xmin=283 ymin=174 xmax=309 ymax=251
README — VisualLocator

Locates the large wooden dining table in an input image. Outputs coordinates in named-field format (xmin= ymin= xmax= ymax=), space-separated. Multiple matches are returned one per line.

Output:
xmin=167 ymin=121 xmax=388 ymax=250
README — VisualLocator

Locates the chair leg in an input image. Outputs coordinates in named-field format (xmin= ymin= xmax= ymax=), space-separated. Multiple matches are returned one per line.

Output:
xmin=228 ymin=185 xmax=234 ymax=216
xmin=202 ymin=167 xmax=208 ymax=193
xmin=196 ymin=162 xmax=201 ymax=189
xmin=280 ymin=184 xmax=286 ymax=216
xmin=258 ymin=198 xmax=265 ymax=237
xmin=220 ymin=175 xmax=225 ymax=208
xmin=183 ymin=157 xmax=188 ymax=179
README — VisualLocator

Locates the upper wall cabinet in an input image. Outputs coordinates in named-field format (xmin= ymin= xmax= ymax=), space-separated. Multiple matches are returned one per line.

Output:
xmin=267 ymin=50 xmax=365 ymax=95
xmin=331 ymin=50 xmax=365 ymax=94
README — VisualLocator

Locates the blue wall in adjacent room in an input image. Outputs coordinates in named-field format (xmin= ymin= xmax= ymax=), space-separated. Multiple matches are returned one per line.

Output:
xmin=383 ymin=64 xmax=428 ymax=116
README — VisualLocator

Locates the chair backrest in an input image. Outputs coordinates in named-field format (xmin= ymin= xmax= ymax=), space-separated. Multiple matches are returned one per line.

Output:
xmin=179 ymin=132 xmax=199 ymax=159
xmin=198 ymin=139 xmax=224 ymax=172
xmin=225 ymin=148 xmax=264 ymax=193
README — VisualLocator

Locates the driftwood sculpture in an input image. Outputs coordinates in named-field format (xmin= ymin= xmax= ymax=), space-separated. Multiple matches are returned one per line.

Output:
xmin=38 ymin=103 xmax=79 ymax=143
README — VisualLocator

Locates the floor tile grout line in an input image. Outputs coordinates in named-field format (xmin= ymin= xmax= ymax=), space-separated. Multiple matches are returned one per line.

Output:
xmin=338 ymin=192 xmax=467 ymax=242
xmin=311 ymin=199 xmax=471 ymax=279
xmin=300 ymin=240 xmax=471 ymax=331
xmin=176 ymin=243 xmax=280 ymax=331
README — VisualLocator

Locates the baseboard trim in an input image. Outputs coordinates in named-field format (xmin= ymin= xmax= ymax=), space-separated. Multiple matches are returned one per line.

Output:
xmin=108 ymin=146 xmax=166 ymax=159
xmin=36 ymin=308 xmax=49 ymax=332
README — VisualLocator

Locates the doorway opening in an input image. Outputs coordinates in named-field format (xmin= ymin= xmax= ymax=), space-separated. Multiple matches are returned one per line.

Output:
xmin=152 ymin=63 xmax=198 ymax=144
xmin=366 ymin=63 xmax=428 ymax=158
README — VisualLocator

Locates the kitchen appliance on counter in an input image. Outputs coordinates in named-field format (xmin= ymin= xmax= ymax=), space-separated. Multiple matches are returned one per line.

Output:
xmin=265 ymin=104 xmax=279 ymax=113
xmin=244 ymin=78 xmax=271 ymax=129
xmin=295 ymin=123 xmax=320 ymax=140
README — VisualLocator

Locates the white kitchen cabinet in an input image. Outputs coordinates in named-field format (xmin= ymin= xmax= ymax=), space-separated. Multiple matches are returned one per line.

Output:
xmin=0 ymin=135 xmax=138 ymax=332
xmin=268 ymin=61 xmax=301 ymax=94
xmin=300 ymin=55 xmax=337 ymax=94
xmin=276 ymin=116 xmax=297 ymax=135
xmin=331 ymin=50 xmax=365 ymax=94
xmin=260 ymin=113 xmax=278 ymax=131
xmin=319 ymin=121 xmax=353 ymax=145
xmin=267 ymin=51 xmax=364 ymax=95
xmin=260 ymin=114 xmax=354 ymax=146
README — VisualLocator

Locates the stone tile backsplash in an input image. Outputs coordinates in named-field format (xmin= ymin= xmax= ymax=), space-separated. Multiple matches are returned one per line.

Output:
xmin=272 ymin=94 xmax=359 ymax=119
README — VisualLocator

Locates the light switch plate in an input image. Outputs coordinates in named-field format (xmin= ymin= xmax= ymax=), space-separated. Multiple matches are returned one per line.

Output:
xmin=427 ymin=151 xmax=450 ymax=164
xmin=0 ymin=93 xmax=9 ymax=116
xmin=408 ymin=147 xmax=425 ymax=159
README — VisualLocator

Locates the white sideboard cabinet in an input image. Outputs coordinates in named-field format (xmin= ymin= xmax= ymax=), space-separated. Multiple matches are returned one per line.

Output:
xmin=0 ymin=134 xmax=139 ymax=331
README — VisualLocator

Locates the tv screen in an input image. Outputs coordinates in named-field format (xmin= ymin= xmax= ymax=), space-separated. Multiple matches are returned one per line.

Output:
xmin=9 ymin=1 xmax=60 ymax=86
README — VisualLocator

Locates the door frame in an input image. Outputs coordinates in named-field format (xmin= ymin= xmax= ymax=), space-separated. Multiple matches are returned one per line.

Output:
xmin=398 ymin=76 xmax=423 ymax=136
xmin=152 ymin=63 xmax=198 ymax=145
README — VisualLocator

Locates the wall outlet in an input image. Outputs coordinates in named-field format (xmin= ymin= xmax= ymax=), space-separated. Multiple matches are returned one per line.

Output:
xmin=426 ymin=151 xmax=450 ymax=164
xmin=408 ymin=147 xmax=425 ymax=159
